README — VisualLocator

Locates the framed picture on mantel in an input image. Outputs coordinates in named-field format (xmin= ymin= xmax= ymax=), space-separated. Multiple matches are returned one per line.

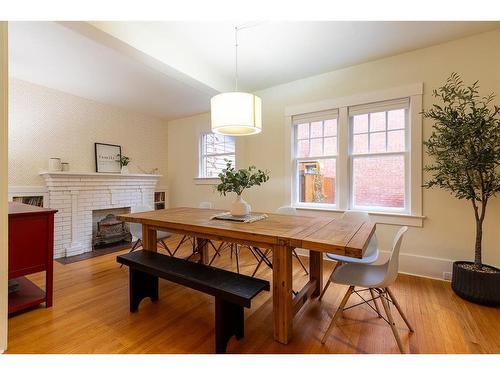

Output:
xmin=95 ymin=143 xmax=121 ymax=173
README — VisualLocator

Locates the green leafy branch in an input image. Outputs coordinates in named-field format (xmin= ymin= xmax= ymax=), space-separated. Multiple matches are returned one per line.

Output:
xmin=117 ymin=154 xmax=130 ymax=166
xmin=216 ymin=160 xmax=270 ymax=196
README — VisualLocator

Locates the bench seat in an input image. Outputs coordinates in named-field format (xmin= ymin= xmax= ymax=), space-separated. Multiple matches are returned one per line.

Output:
xmin=117 ymin=250 xmax=270 ymax=353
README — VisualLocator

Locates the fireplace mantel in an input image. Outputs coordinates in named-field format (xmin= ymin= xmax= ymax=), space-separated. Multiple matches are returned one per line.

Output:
xmin=40 ymin=171 xmax=162 ymax=178
xmin=40 ymin=171 xmax=161 ymax=258
xmin=40 ymin=171 xmax=162 ymax=180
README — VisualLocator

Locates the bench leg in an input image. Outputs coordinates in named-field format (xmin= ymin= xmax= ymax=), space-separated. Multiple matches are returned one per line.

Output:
xmin=215 ymin=297 xmax=244 ymax=354
xmin=129 ymin=268 xmax=159 ymax=313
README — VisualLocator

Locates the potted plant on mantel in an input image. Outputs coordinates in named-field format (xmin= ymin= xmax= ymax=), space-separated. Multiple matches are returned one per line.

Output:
xmin=216 ymin=160 xmax=270 ymax=216
xmin=118 ymin=154 xmax=131 ymax=174
xmin=422 ymin=73 xmax=500 ymax=306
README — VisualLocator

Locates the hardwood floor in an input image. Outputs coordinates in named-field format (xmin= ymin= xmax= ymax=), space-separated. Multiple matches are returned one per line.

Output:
xmin=6 ymin=234 xmax=500 ymax=354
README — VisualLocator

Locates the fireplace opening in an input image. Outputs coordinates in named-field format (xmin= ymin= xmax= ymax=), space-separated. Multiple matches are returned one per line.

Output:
xmin=92 ymin=207 xmax=132 ymax=250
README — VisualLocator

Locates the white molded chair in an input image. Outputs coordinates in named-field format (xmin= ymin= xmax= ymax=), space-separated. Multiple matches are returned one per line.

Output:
xmin=276 ymin=206 xmax=297 ymax=216
xmin=198 ymin=201 xmax=213 ymax=209
xmin=321 ymin=226 xmax=413 ymax=353
xmin=251 ymin=206 xmax=309 ymax=277
xmin=127 ymin=205 xmax=173 ymax=255
xmin=319 ymin=211 xmax=379 ymax=300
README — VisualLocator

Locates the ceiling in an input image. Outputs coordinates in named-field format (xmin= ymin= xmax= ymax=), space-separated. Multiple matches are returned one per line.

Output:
xmin=8 ymin=21 xmax=215 ymax=120
xmin=90 ymin=21 xmax=500 ymax=93
xmin=8 ymin=21 xmax=500 ymax=120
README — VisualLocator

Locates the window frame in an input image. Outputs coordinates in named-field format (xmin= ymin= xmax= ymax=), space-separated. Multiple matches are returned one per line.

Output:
xmin=285 ymin=83 xmax=424 ymax=227
xmin=198 ymin=132 xmax=236 ymax=179
xmin=348 ymin=107 xmax=409 ymax=213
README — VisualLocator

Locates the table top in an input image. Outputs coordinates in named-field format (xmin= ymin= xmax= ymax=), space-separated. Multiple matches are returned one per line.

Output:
xmin=118 ymin=207 xmax=375 ymax=258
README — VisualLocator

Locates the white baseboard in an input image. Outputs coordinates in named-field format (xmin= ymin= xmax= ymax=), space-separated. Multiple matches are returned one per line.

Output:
xmin=380 ymin=250 xmax=452 ymax=281
xmin=294 ymin=248 xmax=453 ymax=281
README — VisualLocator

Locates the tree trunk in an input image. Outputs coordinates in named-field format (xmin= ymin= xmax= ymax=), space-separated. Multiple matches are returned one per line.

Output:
xmin=472 ymin=198 xmax=487 ymax=268
xmin=474 ymin=218 xmax=483 ymax=267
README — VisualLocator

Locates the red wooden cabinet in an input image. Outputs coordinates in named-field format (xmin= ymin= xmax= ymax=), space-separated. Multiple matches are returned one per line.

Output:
xmin=8 ymin=202 xmax=57 ymax=314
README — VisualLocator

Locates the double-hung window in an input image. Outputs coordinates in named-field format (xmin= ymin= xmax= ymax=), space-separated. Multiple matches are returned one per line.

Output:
xmin=349 ymin=99 xmax=409 ymax=211
xmin=293 ymin=110 xmax=338 ymax=206
xmin=199 ymin=133 xmax=235 ymax=178
xmin=291 ymin=93 xmax=417 ymax=217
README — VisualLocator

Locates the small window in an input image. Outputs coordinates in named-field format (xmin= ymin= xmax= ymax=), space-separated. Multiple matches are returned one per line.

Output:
xmin=199 ymin=133 xmax=235 ymax=178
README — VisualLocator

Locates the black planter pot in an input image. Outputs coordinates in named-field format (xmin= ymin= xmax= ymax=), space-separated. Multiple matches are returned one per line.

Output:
xmin=451 ymin=261 xmax=500 ymax=306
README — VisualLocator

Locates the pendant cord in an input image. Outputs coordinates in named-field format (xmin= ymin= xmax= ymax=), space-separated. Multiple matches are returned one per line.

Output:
xmin=234 ymin=26 xmax=238 ymax=91
xmin=233 ymin=22 xmax=264 ymax=92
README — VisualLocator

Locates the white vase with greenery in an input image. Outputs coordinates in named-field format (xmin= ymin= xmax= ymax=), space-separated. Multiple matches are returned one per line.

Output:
xmin=231 ymin=194 xmax=251 ymax=216
xmin=216 ymin=160 xmax=270 ymax=217
xmin=118 ymin=155 xmax=130 ymax=174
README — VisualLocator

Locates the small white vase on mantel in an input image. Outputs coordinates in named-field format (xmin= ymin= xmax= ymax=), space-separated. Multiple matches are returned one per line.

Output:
xmin=231 ymin=194 xmax=251 ymax=217
xmin=121 ymin=165 xmax=130 ymax=174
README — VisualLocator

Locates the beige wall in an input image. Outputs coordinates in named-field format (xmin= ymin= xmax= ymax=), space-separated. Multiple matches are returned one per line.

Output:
xmin=0 ymin=22 xmax=8 ymax=353
xmin=168 ymin=28 xmax=500 ymax=277
xmin=9 ymin=78 xmax=169 ymax=188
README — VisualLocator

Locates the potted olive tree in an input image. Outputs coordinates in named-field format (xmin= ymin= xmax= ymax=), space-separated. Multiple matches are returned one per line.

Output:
xmin=423 ymin=73 xmax=500 ymax=306
xmin=217 ymin=160 xmax=270 ymax=216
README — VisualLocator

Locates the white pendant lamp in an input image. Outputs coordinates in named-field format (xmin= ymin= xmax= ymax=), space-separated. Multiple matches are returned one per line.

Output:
xmin=211 ymin=26 xmax=262 ymax=136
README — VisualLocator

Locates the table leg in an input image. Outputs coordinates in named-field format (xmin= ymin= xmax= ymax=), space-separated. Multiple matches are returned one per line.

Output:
xmin=272 ymin=242 xmax=293 ymax=344
xmin=309 ymin=251 xmax=323 ymax=298
xmin=142 ymin=224 xmax=157 ymax=252
xmin=197 ymin=238 xmax=209 ymax=264
xmin=46 ymin=214 xmax=55 ymax=307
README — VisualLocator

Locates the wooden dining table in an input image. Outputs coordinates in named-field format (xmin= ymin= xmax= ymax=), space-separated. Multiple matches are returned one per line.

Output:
xmin=117 ymin=207 xmax=376 ymax=345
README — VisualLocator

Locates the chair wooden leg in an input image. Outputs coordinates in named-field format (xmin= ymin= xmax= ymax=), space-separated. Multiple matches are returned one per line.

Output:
xmin=208 ymin=240 xmax=222 ymax=257
xmin=252 ymin=255 xmax=265 ymax=277
xmin=235 ymin=246 xmax=240 ymax=274
xmin=208 ymin=249 xmax=218 ymax=266
xmin=121 ymin=239 xmax=142 ymax=268
xmin=318 ymin=279 xmax=332 ymax=301
xmin=321 ymin=285 xmax=354 ymax=344
xmin=159 ymin=240 xmax=173 ymax=256
xmin=380 ymin=288 xmax=405 ymax=354
xmin=130 ymin=239 xmax=141 ymax=252
xmin=386 ymin=287 xmax=414 ymax=332
xmin=369 ymin=288 xmax=382 ymax=318
xmin=318 ymin=261 xmax=341 ymax=301
xmin=247 ymin=246 xmax=262 ymax=262
xmin=172 ymin=235 xmax=187 ymax=255
xmin=216 ymin=242 xmax=226 ymax=256
xmin=292 ymin=250 xmax=309 ymax=275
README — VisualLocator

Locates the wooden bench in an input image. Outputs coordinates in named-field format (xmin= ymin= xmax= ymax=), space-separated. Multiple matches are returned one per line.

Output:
xmin=117 ymin=250 xmax=270 ymax=353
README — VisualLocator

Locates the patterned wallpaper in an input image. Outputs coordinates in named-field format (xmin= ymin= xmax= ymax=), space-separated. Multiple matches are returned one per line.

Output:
xmin=8 ymin=78 xmax=169 ymax=187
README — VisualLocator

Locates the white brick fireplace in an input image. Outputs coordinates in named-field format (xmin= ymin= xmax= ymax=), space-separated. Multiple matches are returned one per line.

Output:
xmin=40 ymin=172 xmax=161 ymax=258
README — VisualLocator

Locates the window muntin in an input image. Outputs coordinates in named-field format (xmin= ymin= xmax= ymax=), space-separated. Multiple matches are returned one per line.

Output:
xmin=200 ymin=133 xmax=235 ymax=178
xmin=294 ymin=117 xmax=338 ymax=206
